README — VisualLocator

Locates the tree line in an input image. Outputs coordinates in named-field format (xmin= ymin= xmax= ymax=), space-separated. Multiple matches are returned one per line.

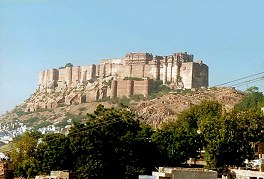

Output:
xmin=9 ymin=87 xmax=264 ymax=178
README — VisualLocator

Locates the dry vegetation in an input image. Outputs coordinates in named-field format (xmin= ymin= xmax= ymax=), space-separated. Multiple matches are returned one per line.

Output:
xmin=0 ymin=87 xmax=245 ymax=128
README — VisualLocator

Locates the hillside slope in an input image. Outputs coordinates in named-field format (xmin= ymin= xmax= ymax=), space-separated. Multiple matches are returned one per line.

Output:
xmin=0 ymin=87 xmax=244 ymax=128
xmin=132 ymin=87 xmax=244 ymax=127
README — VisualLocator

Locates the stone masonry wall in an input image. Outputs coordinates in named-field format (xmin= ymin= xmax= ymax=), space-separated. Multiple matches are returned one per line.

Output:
xmin=114 ymin=79 xmax=152 ymax=98
xmin=38 ymin=52 xmax=208 ymax=91
xmin=133 ymin=80 xmax=152 ymax=96
xmin=180 ymin=62 xmax=193 ymax=89
xmin=192 ymin=62 xmax=208 ymax=88
xmin=32 ymin=52 xmax=209 ymax=111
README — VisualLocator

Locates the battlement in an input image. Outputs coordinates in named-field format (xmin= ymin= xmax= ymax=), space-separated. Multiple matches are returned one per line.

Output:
xmin=173 ymin=52 xmax=194 ymax=62
xmin=124 ymin=52 xmax=153 ymax=65
xmin=30 ymin=52 xmax=208 ymax=112
xmin=29 ymin=52 xmax=208 ymax=111
xmin=38 ymin=51 xmax=207 ymax=90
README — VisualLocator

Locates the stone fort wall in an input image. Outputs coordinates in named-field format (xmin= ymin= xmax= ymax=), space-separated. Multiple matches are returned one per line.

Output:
xmin=26 ymin=52 xmax=208 ymax=112
xmin=38 ymin=52 xmax=208 ymax=90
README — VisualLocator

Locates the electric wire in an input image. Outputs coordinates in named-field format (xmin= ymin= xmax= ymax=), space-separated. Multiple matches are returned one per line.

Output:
xmin=2 ymin=72 xmax=264 ymax=153
xmin=214 ymin=71 xmax=264 ymax=87
xmin=231 ymin=77 xmax=264 ymax=88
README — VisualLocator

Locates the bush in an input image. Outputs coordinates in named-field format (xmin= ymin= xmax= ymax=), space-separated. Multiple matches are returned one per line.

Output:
xmin=25 ymin=117 xmax=40 ymax=126
xmin=54 ymin=119 xmax=69 ymax=128
xmin=35 ymin=122 xmax=53 ymax=129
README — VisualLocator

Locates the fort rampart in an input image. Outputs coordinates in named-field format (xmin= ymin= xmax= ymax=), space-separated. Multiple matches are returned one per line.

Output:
xmin=26 ymin=52 xmax=208 ymax=112
xmin=38 ymin=52 xmax=208 ymax=90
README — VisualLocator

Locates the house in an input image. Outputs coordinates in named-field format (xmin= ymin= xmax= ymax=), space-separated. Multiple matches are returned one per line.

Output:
xmin=139 ymin=167 xmax=217 ymax=179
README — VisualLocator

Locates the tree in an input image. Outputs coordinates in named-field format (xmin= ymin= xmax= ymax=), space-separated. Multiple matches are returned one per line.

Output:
xmin=10 ymin=131 xmax=42 ymax=178
xmin=246 ymin=86 xmax=259 ymax=93
xmin=68 ymin=105 xmax=156 ymax=178
xmin=198 ymin=109 xmax=264 ymax=173
xmin=65 ymin=63 xmax=73 ymax=67
xmin=177 ymin=100 xmax=222 ymax=129
xmin=59 ymin=63 xmax=73 ymax=69
xmin=35 ymin=133 xmax=72 ymax=174
xmin=152 ymin=121 xmax=201 ymax=166
xmin=236 ymin=86 xmax=264 ymax=110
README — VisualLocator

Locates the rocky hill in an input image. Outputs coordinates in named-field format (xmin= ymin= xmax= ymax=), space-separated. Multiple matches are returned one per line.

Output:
xmin=0 ymin=87 xmax=244 ymax=129
xmin=132 ymin=87 xmax=244 ymax=128
xmin=0 ymin=51 xmax=215 ymax=130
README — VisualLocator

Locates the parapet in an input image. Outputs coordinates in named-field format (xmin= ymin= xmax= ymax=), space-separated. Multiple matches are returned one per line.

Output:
xmin=124 ymin=52 xmax=153 ymax=65
xmin=173 ymin=52 xmax=194 ymax=62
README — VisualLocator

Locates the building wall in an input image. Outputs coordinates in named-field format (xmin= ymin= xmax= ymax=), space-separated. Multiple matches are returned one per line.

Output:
xmin=172 ymin=170 xmax=217 ymax=179
xmin=116 ymin=80 xmax=133 ymax=97
xmin=192 ymin=62 xmax=209 ymax=88
xmin=104 ymin=63 xmax=112 ymax=77
xmin=80 ymin=65 xmax=95 ymax=82
xmin=180 ymin=62 xmax=193 ymax=89
xmin=131 ymin=65 xmax=144 ymax=78
xmin=144 ymin=64 xmax=159 ymax=80
xmin=134 ymin=80 xmax=151 ymax=96
xmin=114 ymin=65 xmax=131 ymax=78
xmin=115 ymin=79 xmax=151 ymax=97
xmin=71 ymin=66 xmax=81 ymax=86
xmin=86 ymin=90 xmax=99 ymax=101
xmin=38 ymin=52 xmax=208 ymax=91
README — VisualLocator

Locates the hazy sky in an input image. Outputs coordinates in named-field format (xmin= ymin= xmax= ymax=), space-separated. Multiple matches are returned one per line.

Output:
xmin=0 ymin=0 xmax=264 ymax=114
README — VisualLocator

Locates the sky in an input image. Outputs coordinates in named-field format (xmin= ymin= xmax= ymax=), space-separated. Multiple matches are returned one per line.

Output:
xmin=0 ymin=0 xmax=264 ymax=114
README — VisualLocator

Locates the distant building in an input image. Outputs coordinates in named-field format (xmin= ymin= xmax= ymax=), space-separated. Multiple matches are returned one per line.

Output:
xmin=35 ymin=170 xmax=72 ymax=179
xmin=139 ymin=167 xmax=217 ymax=179
xmin=226 ymin=167 xmax=264 ymax=179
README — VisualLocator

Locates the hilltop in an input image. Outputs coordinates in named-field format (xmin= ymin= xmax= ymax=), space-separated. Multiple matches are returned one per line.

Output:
xmin=0 ymin=87 xmax=244 ymax=129
xmin=25 ymin=52 xmax=208 ymax=112
xmin=0 ymin=52 xmax=243 ymax=129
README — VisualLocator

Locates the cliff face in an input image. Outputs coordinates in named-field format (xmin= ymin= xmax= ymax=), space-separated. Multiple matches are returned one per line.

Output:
xmin=25 ymin=52 xmax=209 ymax=112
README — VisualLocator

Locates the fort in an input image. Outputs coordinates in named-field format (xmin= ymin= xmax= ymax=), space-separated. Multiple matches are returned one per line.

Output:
xmin=26 ymin=52 xmax=208 ymax=112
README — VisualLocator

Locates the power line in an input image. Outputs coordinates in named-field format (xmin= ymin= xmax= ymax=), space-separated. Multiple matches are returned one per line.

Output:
xmin=231 ymin=77 xmax=264 ymax=88
xmin=214 ymin=71 xmax=264 ymax=87
xmin=3 ymin=72 xmax=264 ymax=153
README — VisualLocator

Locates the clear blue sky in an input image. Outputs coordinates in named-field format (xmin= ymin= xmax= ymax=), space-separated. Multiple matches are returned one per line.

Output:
xmin=0 ymin=0 xmax=264 ymax=114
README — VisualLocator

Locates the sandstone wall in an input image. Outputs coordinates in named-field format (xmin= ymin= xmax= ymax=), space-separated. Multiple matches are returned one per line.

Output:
xmin=86 ymin=90 xmax=99 ymax=101
xmin=114 ymin=65 xmax=131 ymax=78
xmin=71 ymin=66 xmax=81 ymax=86
xmin=31 ymin=52 xmax=209 ymax=112
xmin=143 ymin=64 xmax=160 ymax=79
xmin=180 ymin=62 xmax=193 ymax=89
xmin=131 ymin=65 xmax=144 ymax=78
xmin=38 ymin=52 xmax=207 ymax=91
xmin=172 ymin=170 xmax=217 ymax=179
xmin=80 ymin=65 xmax=96 ymax=82
xmin=116 ymin=80 xmax=133 ymax=97
xmin=134 ymin=80 xmax=152 ymax=96
xmin=192 ymin=62 xmax=208 ymax=88
xmin=39 ymin=69 xmax=59 ymax=86
xmin=105 ymin=63 xmax=112 ymax=77
xmin=58 ymin=67 xmax=71 ymax=85
xmin=114 ymin=79 xmax=151 ymax=97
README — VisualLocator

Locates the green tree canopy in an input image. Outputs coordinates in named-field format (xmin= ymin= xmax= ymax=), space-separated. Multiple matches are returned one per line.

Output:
xmin=10 ymin=131 xmax=42 ymax=178
xmin=236 ymin=86 xmax=264 ymax=110
xmin=152 ymin=121 xmax=201 ymax=166
xmin=198 ymin=109 xmax=264 ymax=172
xmin=68 ymin=104 xmax=156 ymax=178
